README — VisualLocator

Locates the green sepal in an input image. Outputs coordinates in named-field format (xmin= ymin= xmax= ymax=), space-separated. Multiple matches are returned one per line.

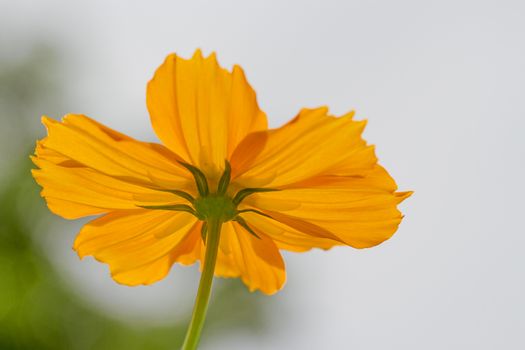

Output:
xmin=164 ymin=189 xmax=195 ymax=204
xmin=201 ymin=221 xmax=208 ymax=243
xmin=139 ymin=204 xmax=197 ymax=216
xmin=234 ymin=216 xmax=261 ymax=239
xmin=232 ymin=188 xmax=279 ymax=205
xmin=236 ymin=208 xmax=272 ymax=219
xmin=216 ymin=160 xmax=231 ymax=196
xmin=178 ymin=161 xmax=209 ymax=197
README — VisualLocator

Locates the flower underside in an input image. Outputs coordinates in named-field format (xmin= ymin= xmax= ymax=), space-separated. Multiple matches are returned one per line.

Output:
xmin=32 ymin=50 xmax=412 ymax=296
xmin=141 ymin=160 xmax=276 ymax=241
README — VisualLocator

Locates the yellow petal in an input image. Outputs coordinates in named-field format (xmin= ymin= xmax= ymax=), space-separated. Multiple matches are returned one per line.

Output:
xmin=40 ymin=114 xmax=190 ymax=188
xmin=74 ymin=210 xmax=197 ymax=285
xmin=164 ymin=221 xmax=286 ymax=294
xmin=167 ymin=223 xmax=204 ymax=267
xmin=33 ymin=115 xmax=194 ymax=219
xmin=242 ymin=212 xmax=340 ymax=252
xmin=115 ymin=222 xmax=206 ymax=285
xmin=32 ymin=158 xmax=186 ymax=219
xmin=147 ymin=50 xmax=267 ymax=177
xmin=214 ymin=222 xmax=286 ymax=295
xmin=233 ymin=107 xmax=373 ymax=187
xmin=111 ymin=255 xmax=174 ymax=286
xmin=43 ymin=197 xmax=106 ymax=219
xmin=214 ymin=222 xmax=239 ymax=275
xmin=246 ymin=166 xmax=412 ymax=249
xmin=288 ymin=164 xmax=398 ymax=192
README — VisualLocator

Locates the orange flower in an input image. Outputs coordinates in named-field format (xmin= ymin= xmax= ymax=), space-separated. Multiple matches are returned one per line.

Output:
xmin=32 ymin=50 xmax=411 ymax=295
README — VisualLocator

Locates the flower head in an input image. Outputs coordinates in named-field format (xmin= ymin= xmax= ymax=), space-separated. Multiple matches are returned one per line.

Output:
xmin=32 ymin=50 xmax=411 ymax=295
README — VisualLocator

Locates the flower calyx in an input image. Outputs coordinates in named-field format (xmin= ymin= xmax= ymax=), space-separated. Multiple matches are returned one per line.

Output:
xmin=140 ymin=160 xmax=278 ymax=242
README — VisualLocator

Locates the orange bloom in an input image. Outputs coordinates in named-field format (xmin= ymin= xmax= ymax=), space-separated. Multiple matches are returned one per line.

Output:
xmin=32 ymin=50 xmax=411 ymax=295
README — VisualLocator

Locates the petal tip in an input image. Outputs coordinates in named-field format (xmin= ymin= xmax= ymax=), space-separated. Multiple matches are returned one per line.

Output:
xmin=343 ymin=110 xmax=356 ymax=119
xmin=29 ymin=156 xmax=38 ymax=166
xmin=41 ymin=115 xmax=55 ymax=128
xmin=396 ymin=191 xmax=414 ymax=202
xmin=193 ymin=48 xmax=204 ymax=59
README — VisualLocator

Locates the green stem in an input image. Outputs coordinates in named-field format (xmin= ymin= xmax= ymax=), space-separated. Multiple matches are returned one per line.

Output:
xmin=182 ymin=217 xmax=222 ymax=350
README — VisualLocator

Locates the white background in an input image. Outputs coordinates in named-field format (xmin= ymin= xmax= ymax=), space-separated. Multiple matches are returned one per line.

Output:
xmin=2 ymin=0 xmax=524 ymax=349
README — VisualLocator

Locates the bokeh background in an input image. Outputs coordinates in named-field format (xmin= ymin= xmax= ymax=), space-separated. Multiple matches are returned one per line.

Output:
xmin=1 ymin=1 xmax=524 ymax=349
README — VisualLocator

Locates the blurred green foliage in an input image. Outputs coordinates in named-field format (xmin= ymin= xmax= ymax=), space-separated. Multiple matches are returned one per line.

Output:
xmin=0 ymin=46 xmax=267 ymax=349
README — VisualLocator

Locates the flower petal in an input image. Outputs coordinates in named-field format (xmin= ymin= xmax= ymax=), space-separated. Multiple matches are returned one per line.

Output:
xmin=244 ymin=166 xmax=412 ymax=249
xmin=147 ymin=50 xmax=267 ymax=176
xmin=214 ymin=222 xmax=286 ymax=295
xmin=287 ymin=164 xmax=398 ymax=192
xmin=74 ymin=210 xmax=197 ymax=285
xmin=241 ymin=212 xmax=339 ymax=252
xmin=232 ymin=107 xmax=374 ymax=187
xmin=163 ymin=221 xmax=286 ymax=294
xmin=232 ymin=107 xmax=410 ymax=249
xmin=33 ymin=115 xmax=194 ymax=219
xmin=39 ymin=114 xmax=190 ymax=188
xmin=32 ymin=158 xmax=187 ymax=219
